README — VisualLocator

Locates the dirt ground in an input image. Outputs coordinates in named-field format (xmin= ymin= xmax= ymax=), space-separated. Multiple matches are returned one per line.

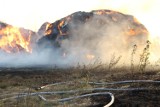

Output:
xmin=0 ymin=66 xmax=159 ymax=107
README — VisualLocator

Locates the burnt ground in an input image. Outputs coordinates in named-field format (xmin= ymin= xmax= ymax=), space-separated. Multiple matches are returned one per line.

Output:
xmin=0 ymin=66 xmax=159 ymax=107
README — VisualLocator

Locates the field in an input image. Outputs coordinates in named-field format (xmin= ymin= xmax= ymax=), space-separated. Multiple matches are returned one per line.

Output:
xmin=0 ymin=62 xmax=159 ymax=107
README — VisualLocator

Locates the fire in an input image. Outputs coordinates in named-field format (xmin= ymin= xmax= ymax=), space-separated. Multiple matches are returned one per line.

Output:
xmin=45 ymin=24 xmax=52 ymax=35
xmin=58 ymin=20 xmax=65 ymax=35
xmin=0 ymin=26 xmax=32 ymax=53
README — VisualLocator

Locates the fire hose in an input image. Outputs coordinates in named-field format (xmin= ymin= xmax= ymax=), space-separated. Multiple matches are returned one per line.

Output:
xmin=0 ymin=80 xmax=160 ymax=107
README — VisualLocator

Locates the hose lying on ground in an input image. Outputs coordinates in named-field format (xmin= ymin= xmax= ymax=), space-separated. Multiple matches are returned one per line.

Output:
xmin=38 ymin=80 xmax=160 ymax=89
xmin=1 ymin=88 xmax=150 ymax=107
xmin=38 ymin=92 xmax=114 ymax=107
xmin=1 ymin=80 xmax=159 ymax=107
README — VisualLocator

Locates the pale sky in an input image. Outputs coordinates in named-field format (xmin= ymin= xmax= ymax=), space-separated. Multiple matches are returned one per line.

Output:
xmin=0 ymin=0 xmax=160 ymax=38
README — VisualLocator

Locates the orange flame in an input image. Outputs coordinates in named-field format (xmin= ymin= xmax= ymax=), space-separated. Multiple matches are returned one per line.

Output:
xmin=58 ymin=20 xmax=65 ymax=35
xmin=45 ymin=24 xmax=52 ymax=35
xmin=0 ymin=26 xmax=32 ymax=53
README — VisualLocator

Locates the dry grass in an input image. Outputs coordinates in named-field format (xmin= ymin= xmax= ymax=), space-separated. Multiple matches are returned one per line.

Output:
xmin=0 ymin=41 xmax=160 ymax=107
xmin=0 ymin=64 xmax=159 ymax=107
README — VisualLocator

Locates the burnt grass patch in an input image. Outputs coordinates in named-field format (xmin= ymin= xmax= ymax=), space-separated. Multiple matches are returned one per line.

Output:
xmin=0 ymin=66 xmax=159 ymax=107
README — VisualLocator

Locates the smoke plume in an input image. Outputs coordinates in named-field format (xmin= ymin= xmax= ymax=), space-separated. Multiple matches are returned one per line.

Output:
xmin=0 ymin=10 xmax=148 ymax=67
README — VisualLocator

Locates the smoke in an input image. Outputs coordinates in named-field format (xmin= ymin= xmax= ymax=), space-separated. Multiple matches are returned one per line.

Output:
xmin=0 ymin=11 xmax=148 ymax=68
xmin=95 ymin=0 xmax=160 ymax=63
xmin=51 ymin=13 xmax=147 ymax=66
xmin=0 ymin=0 xmax=159 ymax=68
xmin=0 ymin=46 xmax=71 ymax=67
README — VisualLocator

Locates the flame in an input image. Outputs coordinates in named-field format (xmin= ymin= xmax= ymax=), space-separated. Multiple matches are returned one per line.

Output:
xmin=0 ymin=26 xmax=32 ymax=53
xmin=58 ymin=20 xmax=65 ymax=35
xmin=45 ymin=24 xmax=52 ymax=35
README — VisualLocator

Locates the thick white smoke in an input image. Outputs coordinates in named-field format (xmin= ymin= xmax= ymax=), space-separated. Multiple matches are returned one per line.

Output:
xmin=0 ymin=11 xmax=148 ymax=68
xmin=59 ymin=16 xmax=147 ymax=66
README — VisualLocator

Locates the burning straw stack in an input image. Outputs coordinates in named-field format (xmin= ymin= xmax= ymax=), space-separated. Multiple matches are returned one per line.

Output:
xmin=0 ymin=10 xmax=149 ymax=53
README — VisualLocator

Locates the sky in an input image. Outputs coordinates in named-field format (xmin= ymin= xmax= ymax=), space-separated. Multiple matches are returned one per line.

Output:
xmin=0 ymin=0 xmax=160 ymax=38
